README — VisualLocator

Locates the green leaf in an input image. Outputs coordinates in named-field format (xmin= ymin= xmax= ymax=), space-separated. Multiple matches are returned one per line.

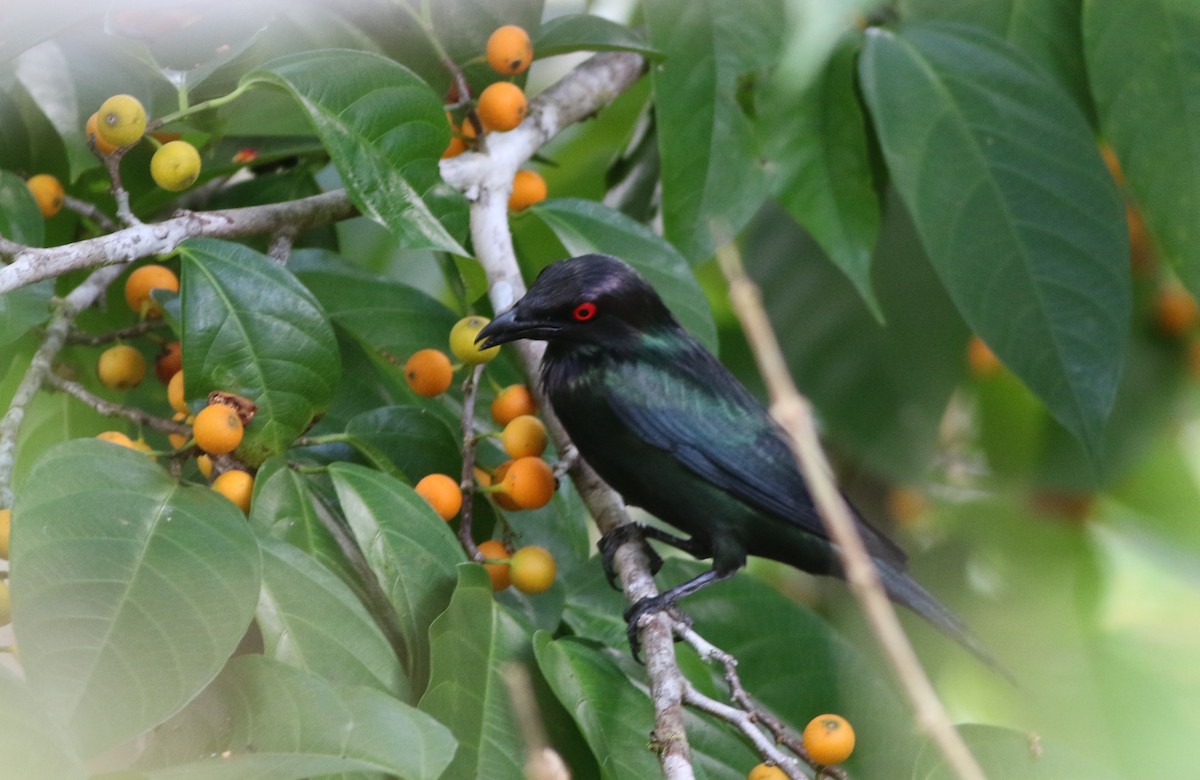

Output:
xmin=295 ymin=255 xmax=461 ymax=360
xmin=859 ymin=22 xmax=1129 ymax=460
xmin=257 ymin=535 xmax=410 ymax=700
xmin=417 ymin=565 xmax=530 ymax=780
xmin=344 ymin=406 xmax=463 ymax=480
xmin=765 ymin=34 xmax=882 ymax=319
xmin=179 ymin=238 xmax=340 ymax=466
xmin=328 ymin=463 xmax=464 ymax=692
xmin=243 ymin=49 xmax=468 ymax=253
xmin=0 ymin=170 xmax=45 ymax=246
xmin=1084 ymin=0 xmax=1200 ymax=292
xmin=531 ymin=198 xmax=718 ymax=351
xmin=137 ymin=655 xmax=456 ymax=780
xmin=643 ymin=0 xmax=783 ymax=260
xmin=534 ymin=14 xmax=662 ymax=58
xmin=10 ymin=440 xmax=261 ymax=758
xmin=912 ymin=724 xmax=1121 ymax=780
xmin=0 ymin=669 xmax=86 ymax=780
xmin=532 ymin=633 xmax=660 ymax=779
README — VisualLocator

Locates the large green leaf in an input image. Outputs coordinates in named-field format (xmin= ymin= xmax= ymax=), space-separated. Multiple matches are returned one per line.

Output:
xmin=764 ymin=34 xmax=883 ymax=319
xmin=136 ymin=655 xmax=456 ymax=780
xmin=256 ymin=535 xmax=409 ymax=700
xmin=180 ymin=238 xmax=340 ymax=466
xmin=417 ymin=565 xmax=529 ymax=780
xmin=534 ymin=14 xmax=662 ymax=58
xmin=0 ymin=669 xmax=85 ymax=780
xmin=328 ymin=462 xmax=463 ymax=692
xmin=532 ymin=633 xmax=661 ymax=779
xmin=531 ymin=198 xmax=718 ymax=351
xmin=859 ymin=22 xmax=1129 ymax=460
xmin=10 ymin=440 xmax=261 ymax=757
xmin=344 ymin=406 xmax=463 ymax=480
xmin=0 ymin=171 xmax=50 ymax=345
xmin=643 ymin=0 xmax=783 ymax=261
xmin=1083 ymin=0 xmax=1200 ymax=292
xmin=243 ymin=49 xmax=467 ymax=253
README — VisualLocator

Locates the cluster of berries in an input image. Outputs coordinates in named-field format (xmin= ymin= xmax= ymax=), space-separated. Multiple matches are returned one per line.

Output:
xmin=90 ymin=263 xmax=256 ymax=514
xmin=402 ymin=315 xmax=557 ymax=595
xmin=441 ymin=24 xmax=547 ymax=213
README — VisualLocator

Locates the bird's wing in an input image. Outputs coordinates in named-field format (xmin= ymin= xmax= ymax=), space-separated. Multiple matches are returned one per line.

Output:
xmin=604 ymin=337 xmax=907 ymax=566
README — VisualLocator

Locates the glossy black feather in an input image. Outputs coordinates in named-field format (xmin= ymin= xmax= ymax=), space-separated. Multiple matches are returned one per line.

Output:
xmin=478 ymin=254 xmax=998 ymax=667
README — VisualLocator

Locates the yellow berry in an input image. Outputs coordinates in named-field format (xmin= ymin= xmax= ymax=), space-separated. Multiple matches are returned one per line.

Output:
xmin=499 ymin=456 xmax=555 ymax=510
xmin=26 ymin=174 xmax=64 ymax=218
xmin=167 ymin=369 xmax=188 ymax=414
xmin=196 ymin=454 xmax=214 ymax=479
xmin=802 ymin=714 xmax=855 ymax=766
xmin=449 ymin=316 xmax=500 ymax=365
xmin=212 ymin=469 xmax=254 ymax=513
xmin=509 ymin=545 xmax=556 ymax=594
xmin=0 ymin=508 xmax=10 ymax=560
xmin=415 ymin=473 xmax=463 ymax=521
xmin=476 ymin=539 xmax=511 ymax=591
xmin=487 ymin=25 xmax=533 ymax=76
xmin=96 ymin=94 xmax=147 ymax=148
xmin=155 ymin=341 xmax=183 ymax=384
xmin=491 ymin=384 xmax=537 ymax=426
xmin=96 ymin=344 xmax=147 ymax=390
xmin=404 ymin=348 xmax=454 ymax=397
xmin=747 ymin=763 xmax=789 ymax=780
xmin=150 ymin=140 xmax=202 ymax=191
xmin=96 ymin=430 xmax=134 ymax=448
xmin=193 ymin=403 xmax=244 ymax=456
xmin=508 ymin=169 xmax=546 ymax=212
xmin=476 ymin=82 xmax=527 ymax=132
xmin=86 ymin=112 xmax=120 ymax=156
xmin=502 ymin=415 xmax=547 ymax=459
xmin=124 ymin=263 xmax=179 ymax=318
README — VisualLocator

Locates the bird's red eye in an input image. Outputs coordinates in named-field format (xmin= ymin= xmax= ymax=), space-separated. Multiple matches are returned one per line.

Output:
xmin=573 ymin=302 xmax=597 ymax=322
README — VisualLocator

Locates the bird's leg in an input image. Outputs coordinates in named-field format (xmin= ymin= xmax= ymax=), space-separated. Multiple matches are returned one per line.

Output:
xmin=598 ymin=523 xmax=663 ymax=590
xmin=625 ymin=566 xmax=735 ymax=662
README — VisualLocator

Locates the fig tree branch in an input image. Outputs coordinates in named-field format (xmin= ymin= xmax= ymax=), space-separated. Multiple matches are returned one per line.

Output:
xmin=441 ymin=50 xmax=698 ymax=780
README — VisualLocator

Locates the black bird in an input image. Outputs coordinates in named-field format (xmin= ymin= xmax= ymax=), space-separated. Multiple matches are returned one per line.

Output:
xmin=477 ymin=253 xmax=994 ymax=666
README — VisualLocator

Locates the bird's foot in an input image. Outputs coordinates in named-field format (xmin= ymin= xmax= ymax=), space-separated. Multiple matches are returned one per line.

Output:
xmin=598 ymin=523 xmax=662 ymax=590
xmin=623 ymin=595 xmax=691 ymax=663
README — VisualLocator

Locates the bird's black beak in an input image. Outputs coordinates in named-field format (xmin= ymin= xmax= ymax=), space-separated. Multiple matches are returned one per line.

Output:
xmin=476 ymin=307 xmax=526 ymax=349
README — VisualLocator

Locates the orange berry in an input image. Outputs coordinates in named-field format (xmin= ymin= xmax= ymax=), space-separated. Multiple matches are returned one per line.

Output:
xmin=492 ymin=384 xmax=537 ymax=426
xmin=96 ymin=430 xmax=134 ymax=448
xmin=0 ymin=507 xmax=10 ymax=560
xmin=26 ymin=174 xmax=65 ymax=218
xmin=747 ymin=764 xmax=789 ymax=780
xmin=167 ymin=369 xmax=188 ymax=414
xmin=486 ymin=24 xmax=533 ymax=76
xmin=476 ymin=81 xmax=527 ymax=132
xmin=155 ymin=341 xmax=183 ymax=384
xmin=443 ymin=112 xmax=467 ymax=159
xmin=213 ymin=469 xmax=254 ymax=513
xmin=196 ymin=454 xmax=213 ymax=479
xmin=802 ymin=714 xmax=855 ymax=766
xmin=488 ymin=460 xmax=520 ymax=511
xmin=966 ymin=335 xmax=1002 ymax=378
xmin=86 ymin=112 xmax=120 ymax=156
xmin=193 ymin=402 xmax=244 ymax=455
xmin=499 ymin=456 xmax=555 ymax=510
xmin=404 ymin=348 xmax=454 ymax=397
xmin=501 ymin=414 xmax=547 ymax=459
xmin=415 ymin=473 xmax=463 ymax=521
xmin=509 ymin=545 xmax=556 ymax=594
xmin=508 ymin=169 xmax=547 ymax=212
xmin=476 ymin=539 xmax=511 ymax=591
xmin=1155 ymin=285 xmax=1198 ymax=336
xmin=96 ymin=344 xmax=147 ymax=390
xmin=124 ymin=263 xmax=179 ymax=318
xmin=232 ymin=147 xmax=258 ymax=164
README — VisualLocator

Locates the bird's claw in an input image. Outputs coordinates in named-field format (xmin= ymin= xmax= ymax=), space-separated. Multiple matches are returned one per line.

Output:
xmin=623 ymin=596 xmax=691 ymax=663
xmin=598 ymin=523 xmax=662 ymax=590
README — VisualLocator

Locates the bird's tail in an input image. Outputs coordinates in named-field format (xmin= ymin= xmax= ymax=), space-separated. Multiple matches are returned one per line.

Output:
xmin=875 ymin=562 xmax=1011 ymax=680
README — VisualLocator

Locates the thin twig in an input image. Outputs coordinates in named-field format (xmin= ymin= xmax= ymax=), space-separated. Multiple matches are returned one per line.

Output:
xmin=458 ymin=363 xmax=484 ymax=559
xmin=103 ymin=150 xmax=141 ymax=227
xmin=66 ymin=319 xmax=165 ymax=346
xmin=714 ymin=242 xmax=986 ymax=780
xmin=680 ymin=681 xmax=810 ymax=780
xmin=63 ymin=194 xmax=119 ymax=233
xmin=42 ymin=373 xmax=190 ymax=437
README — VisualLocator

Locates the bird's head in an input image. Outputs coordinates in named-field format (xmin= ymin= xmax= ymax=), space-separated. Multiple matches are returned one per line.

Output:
xmin=476 ymin=254 xmax=676 ymax=350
